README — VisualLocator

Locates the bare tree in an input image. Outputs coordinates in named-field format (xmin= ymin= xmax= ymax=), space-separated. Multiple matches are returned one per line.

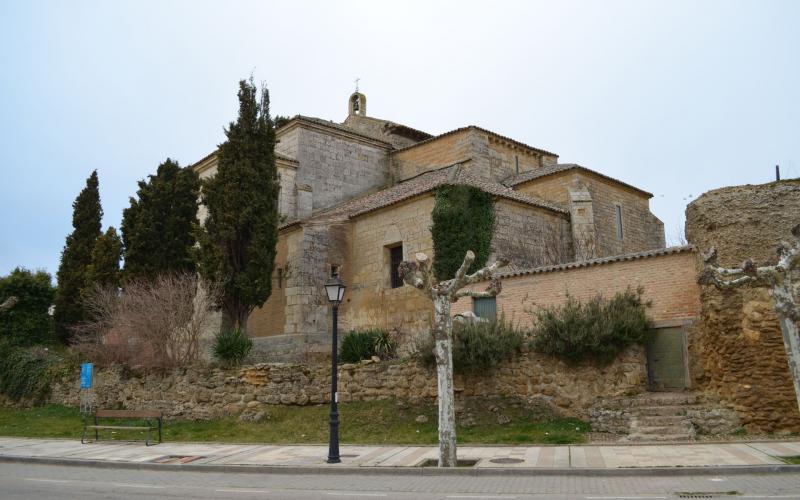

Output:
xmin=75 ymin=273 xmax=219 ymax=370
xmin=399 ymin=250 xmax=508 ymax=467
xmin=699 ymin=224 xmax=800 ymax=410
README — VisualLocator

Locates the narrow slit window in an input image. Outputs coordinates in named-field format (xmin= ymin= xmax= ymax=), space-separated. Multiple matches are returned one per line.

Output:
xmin=330 ymin=265 xmax=340 ymax=278
xmin=389 ymin=245 xmax=404 ymax=288
xmin=615 ymin=205 xmax=624 ymax=240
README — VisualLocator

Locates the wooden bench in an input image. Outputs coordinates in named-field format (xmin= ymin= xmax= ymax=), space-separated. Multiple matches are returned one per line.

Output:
xmin=82 ymin=409 xmax=162 ymax=446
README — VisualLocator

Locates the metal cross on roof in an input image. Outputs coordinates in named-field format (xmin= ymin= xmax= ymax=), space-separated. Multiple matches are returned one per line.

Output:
xmin=354 ymin=77 xmax=360 ymax=92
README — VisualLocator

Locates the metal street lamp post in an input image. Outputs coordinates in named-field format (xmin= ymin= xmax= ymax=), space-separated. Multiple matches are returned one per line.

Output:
xmin=324 ymin=275 xmax=346 ymax=464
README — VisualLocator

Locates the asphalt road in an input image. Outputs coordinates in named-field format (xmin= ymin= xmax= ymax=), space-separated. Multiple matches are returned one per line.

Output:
xmin=1 ymin=462 xmax=800 ymax=499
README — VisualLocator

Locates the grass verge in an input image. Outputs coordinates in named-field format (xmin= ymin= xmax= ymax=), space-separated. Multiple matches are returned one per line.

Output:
xmin=0 ymin=399 xmax=588 ymax=445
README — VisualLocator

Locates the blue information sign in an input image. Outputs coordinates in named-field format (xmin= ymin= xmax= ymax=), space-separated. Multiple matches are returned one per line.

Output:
xmin=80 ymin=363 xmax=93 ymax=389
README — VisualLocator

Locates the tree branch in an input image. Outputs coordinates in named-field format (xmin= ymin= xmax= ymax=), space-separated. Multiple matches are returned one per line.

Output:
xmin=455 ymin=277 xmax=503 ymax=299
xmin=0 ymin=296 xmax=17 ymax=314
xmin=463 ymin=257 xmax=509 ymax=285
xmin=399 ymin=252 xmax=437 ymax=293
xmin=448 ymin=250 xmax=475 ymax=294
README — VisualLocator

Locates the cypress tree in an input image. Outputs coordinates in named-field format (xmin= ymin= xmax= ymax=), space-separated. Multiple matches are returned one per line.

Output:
xmin=54 ymin=170 xmax=102 ymax=343
xmin=85 ymin=226 xmax=122 ymax=290
xmin=121 ymin=158 xmax=200 ymax=280
xmin=196 ymin=78 xmax=279 ymax=334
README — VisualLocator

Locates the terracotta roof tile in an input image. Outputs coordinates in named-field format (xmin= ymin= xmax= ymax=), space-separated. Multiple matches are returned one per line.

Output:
xmin=300 ymin=164 xmax=567 ymax=224
xmin=496 ymin=245 xmax=694 ymax=279
xmin=392 ymin=125 xmax=557 ymax=157
xmin=505 ymin=163 xmax=654 ymax=198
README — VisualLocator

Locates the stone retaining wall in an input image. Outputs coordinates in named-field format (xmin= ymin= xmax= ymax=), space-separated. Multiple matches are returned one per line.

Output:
xmin=50 ymin=347 xmax=647 ymax=421
xmin=686 ymin=179 xmax=800 ymax=433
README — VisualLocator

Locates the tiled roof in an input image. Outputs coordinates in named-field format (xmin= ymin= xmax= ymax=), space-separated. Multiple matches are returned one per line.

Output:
xmin=496 ymin=245 xmax=695 ymax=279
xmin=279 ymin=164 xmax=569 ymax=231
xmin=392 ymin=125 xmax=557 ymax=157
xmin=505 ymin=163 xmax=654 ymax=198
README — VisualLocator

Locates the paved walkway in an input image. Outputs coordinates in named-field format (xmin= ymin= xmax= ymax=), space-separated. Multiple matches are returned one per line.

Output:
xmin=1 ymin=437 xmax=799 ymax=470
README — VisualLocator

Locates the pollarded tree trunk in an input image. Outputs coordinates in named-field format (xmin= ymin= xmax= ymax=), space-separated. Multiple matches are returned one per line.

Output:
xmin=433 ymin=294 xmax=457 ymax=466
xmin=399 ymin=251 xmax=508 ymax=467
xmin=700 ymin=224 xmax=800 ymax=411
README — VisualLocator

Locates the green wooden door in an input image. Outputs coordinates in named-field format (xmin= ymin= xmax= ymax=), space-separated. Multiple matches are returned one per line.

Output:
xmin=645 ymin=327 xmax=687 ymax=390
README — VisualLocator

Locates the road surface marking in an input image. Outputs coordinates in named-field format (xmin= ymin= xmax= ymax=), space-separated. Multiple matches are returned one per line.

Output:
xmin=585 ymin=497 xmax=667 ymax=500
xmin=448 ymin=496 xmax=518 ymax=499
xmin=24 ymin=478 xmax=76 ymax=484
xmin=325 ymin=494 xmax=387 ymax=498
xmin=216 ymin=489 xmax=272 ymax=494
xmin=111 ymin=483 xmax=165 ymax=489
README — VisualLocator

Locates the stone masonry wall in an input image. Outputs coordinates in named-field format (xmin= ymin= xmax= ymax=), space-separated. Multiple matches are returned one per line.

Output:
xmin=514 ymin=170 xmax=664 ymax=258
xmin=344 ymin=196 xmax=437 ymax=351
xmin=485 ymin=134 xmax=559 ymax=181
xmin=491 ymin=200 xmax=573 ymax=270
xmin=50 ymin=347 xmax=647 ymax=421
xmin=391 ymin=130 xmax=473 ymax=183
xmin=686 ymin=179 xmax=800 ymax=433
xmin=295 ymin=126 xmax=390 ymax=212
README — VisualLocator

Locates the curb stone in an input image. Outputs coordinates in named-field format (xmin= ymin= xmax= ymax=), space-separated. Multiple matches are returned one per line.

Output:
xmin=2 ymin=455 xmax=799 ymax=477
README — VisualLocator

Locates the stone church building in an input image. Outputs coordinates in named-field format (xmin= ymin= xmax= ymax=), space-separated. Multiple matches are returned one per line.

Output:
xmin=193 ymin=92 xmax=666 ymax=360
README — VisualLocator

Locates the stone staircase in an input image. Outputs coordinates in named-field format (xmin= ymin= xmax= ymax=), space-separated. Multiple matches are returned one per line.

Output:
xmin=591 ymin=391 xmax=712 ymax=442
xmin=624 ymin=392 xmax=698 ymax=441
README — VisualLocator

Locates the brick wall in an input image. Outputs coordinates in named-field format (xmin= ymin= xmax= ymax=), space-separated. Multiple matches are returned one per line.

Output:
xmin=452 ymin=249 xmax=700 ymax=329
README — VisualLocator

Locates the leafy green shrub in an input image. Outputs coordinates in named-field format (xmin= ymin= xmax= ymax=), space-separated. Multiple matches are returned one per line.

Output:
xmin=414 ymin=318 xmax=527 ymax=374
xmin=213 ymin=328 xmax=252 ymax=367
xmin=373 ymin=330 xmax=398 ymax=359
xmin=0 ymin=342 xmax=75 ymax=402
xmin=339 ymin=329 xmax=396 ymax=363
xmin=0 ymin=267 xmax=56 ymax=346
xmin=531 ymin=287 xmax=651 ymax=365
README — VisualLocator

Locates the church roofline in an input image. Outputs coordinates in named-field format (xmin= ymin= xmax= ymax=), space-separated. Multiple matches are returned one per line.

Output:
xmin=282 ymin=115 xmax=394 ymax=148
xmin=391 ymin=125 xmax=558 ymax=158
xmin=505 ymin=163 xmax=654 ymax=198
xmin=278 ymin=163 xmax=568 ymax=232
xmin=495 ymin=245 xmax=694 ymax=279
xmin=190 ymin=150 xmax=298 ymax=174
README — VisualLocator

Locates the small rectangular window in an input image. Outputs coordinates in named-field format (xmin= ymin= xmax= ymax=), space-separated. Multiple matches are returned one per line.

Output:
xmin=615 ymin=205 xmax=624 ymax=240
xmin=473 ymin=297 xmax=497 ymax=322
xmin=330 ymin=265 xmax=340 ymax=278
xmin=277 ymin=267 xmax=283 ymax=288
xmin=389 ymin=245 xmax=404 ymax=288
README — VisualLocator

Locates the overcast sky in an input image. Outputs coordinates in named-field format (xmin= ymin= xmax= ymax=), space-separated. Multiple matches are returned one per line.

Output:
xmin=1 ymin=0 xmax=798 ymax=279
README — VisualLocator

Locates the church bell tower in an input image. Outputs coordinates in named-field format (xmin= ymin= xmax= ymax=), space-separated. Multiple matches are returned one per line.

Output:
xmin=348 ymin=91 xmax=366 ymax=116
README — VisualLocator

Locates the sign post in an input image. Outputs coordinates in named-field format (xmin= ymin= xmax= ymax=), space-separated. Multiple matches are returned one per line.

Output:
xmin=79 ymin=363 xmax=94 ymax=415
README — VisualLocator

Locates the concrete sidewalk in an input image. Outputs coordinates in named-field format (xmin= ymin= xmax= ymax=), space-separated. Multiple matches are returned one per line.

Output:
xmin=1 ymin=437 xmax=800 ymax=472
